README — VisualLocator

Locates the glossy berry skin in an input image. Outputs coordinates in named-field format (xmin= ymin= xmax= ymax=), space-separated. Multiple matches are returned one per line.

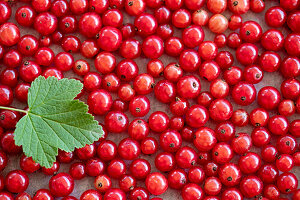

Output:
xmin=50 ymin=0 xmax=69 ymax=17
xmin=208 ymin=14 xmax=228 ymax=34
xmin=197 ymin=92 xmax=213 ymax=108
xmin=57 ymin=150 xmax=74 ymax=163
xmin=243 ymin=65 xmax=263 ymax=84
xmin=239 ymin=152 xmax=261 ymax=174
xmin=210 ymin=79 xmax=229 ymax=99
xmin=43 ymin=68 xmax=64 ymax=80
xmin=231 ymin=109 xmax=249 ymax=127
xmin=20 ymin=154 xmax=40 ymax=173
xmin=97 ymin=26 xmax=122 ymax=52
xmin=141 ymin=137 xmax=158 ymax=155
xmin=251 ymin=127 xmax=270 ymax=147
xmin=268 ymin=115 xmax=289 ymax=136
xmin=35 ymin=47 xmax=55 ymax=67
xmin=277 ymin=172 xmax=298 ymax=194
xmin=145 ymin=172 xmax=168 ymax=195
xmin=33 ymin=189 xmax=54 ymax=200
xmin=129 ymin=187 xmax=149 ymax=200
xmin=215 ymin=122 xmax=235 ymax=142
xmin=19 ymin=60 xmax=42 ymax=83
xmin=231 ymin=133 xmax=252 ymax=155
xmin=42 ymin=162 xmax=60 ymax=175
xmin=240 ymin=21 xmax=262 ymax=43
xmin=185 ymin=105 xmax=209 ymax=128
xmin=232 ymin=82 xmax=256 ymax=106
xmin=0 ymin=151 xmax=8 ymax=172
xmin=15 ymin=6 xmax=36 ymax=27
xmin=119 ymin=175 xmax=136 ymax=192
xmin=118 ymin=138 xmax=140 ymax=160
xmin=221 ymin=188 xmax=242 ymax=200
xmin=157 ymin=24 xmax=174 ymax=40
xmin=182 ymin=25 xmax=204 ymax=48
xmin=154 ymin=80 xmax=176 ymax=103
xmin=276 ymin=154 xmax=294 ymax=172
xmin=181 ymin=183 xmax=204 ymax=200
xmin=81 ymin=39 xmax=99 ymax=58
xmin=212 ymin=143 xmax=233 ymax=164
xmin=142 ymin=35 xmax=164 ymax=59
xmin=107 ymin=159 xmax=126 ymax=179
xmin=257 ymin=86 xmax=281 ymax=110
xmin=236 ymin=43 xmax=258 ymax=66
xmin=170 ymin=117 xmax=184 ymax=130
xmin=214 ymin=33 xmax=227 ymax=48
xmin=0 ymin=2 xmax=11 ymax=24
xmin=69 ymin=162 xmax=86 ymax=180
xmin=129 ymin=159 xmax=151 ymax=180
xmin=155 ymin=152 xmax=175 ymax=172
xmin=167 ymin=169 xmax=187 ymax=189
xmin=5 ymin=170 xmax=29 ymax=193
xmin=3 ymin=49 xmax=22 ymax=69
xmin=104 ymin=188 xmax=126 ymax=200
xmin=75 ymin=144 xmax=96 ymax=160
xmin=285 ymin=33 xmax=300 ymax=57
xmin=281 ymin=78 xmax=300 ymax=100
xmin=49 ymin=173 xmax=74 ymax=197
xmin=175 ymin=146 xmax=197 ymax=169
xmin=88 ymin=89 xmax=112 ymax=115
xmin=54 ymin=52 xmax=74 ymax=72
xmin=133 ymin=73 xmax=154 ymax=95
xmin=159 ymin=130 xmax=182 ymax=153
xmin=263 ymin=184 xmax=280 ymax=199
xmin=94 ymin=174 xmax=112 ymax=193
xmin=83 ymin=72 xmax=101 ymax=91
xmin=94 ymin=52 xmax=116 ymax=74
xmin=188 ymin=166 xmax=205 ymax=184
xmin=79 ymin=12 xmax=102 ymax=38
xmin=215 ymin=51 xmax=234 ymax=69
xmin=129 ymin=95 xmax=150 ymax=117
xmin=0 ymin=131 xmax=22 ymax=154
xmin=177 ymin=75 xmax=201 ymax=99
xmin=154 ymin=22 xmax=173 ymax=39
xmin=223 ymin=66 xmax=242 ymax=85
xmin=194 ymin=127 xmax=216 ymax=152
xmin=204 ymin=177 xmax=222 ymax=196
xmin=0 ymin=23 xmax=20 ymax=47
xmin=250 ymin=108 xmax=269 ymax=127
xmin=18 ymin=35 xmax=39 ymax=56
xmin=209 ymin=99 xmax=233 ymax=122
xmin=179 ymin=49 xmax=201 ymax=72
xmin=34 ymin=12 xmax=57 ymax=35
xmin=0 ymin=68 xmax=17 ymax=88
xmin=259 ymin=51 xmax=281 ymax=72
xmin=105 ymin=111 xmax=128 ymax=133
xmin=128 ymin=119 xmax=149 ymax=141
xmin=80 ymin=189 xmax=102 ymax=200
xmin=148 ymin=111 xmax=169 ymax=132
xmin=218 ymin=163 xmax=241 ymax=187
xmin=276 ymin=135 xmax=297 ymax=154
xmin=265 ymin=6 xmax=286 ymax=28
xmin=240 ymin=176 xmax=263 ymax=198
xmin=261 ymin=29 xmax=284 ymax=51
xmin=15 ymin=192 xmax=32 ymax=200
xmin=0 ymin=109 xmax=20 ymax=129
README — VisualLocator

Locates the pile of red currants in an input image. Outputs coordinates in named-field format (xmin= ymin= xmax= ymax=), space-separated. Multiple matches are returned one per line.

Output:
xmin=0 ymin=0 xmax=299 ymax=199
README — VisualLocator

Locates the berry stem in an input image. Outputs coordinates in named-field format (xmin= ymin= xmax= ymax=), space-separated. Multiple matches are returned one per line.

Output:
xmin=0 ymin=106 xmax=28 ymax=114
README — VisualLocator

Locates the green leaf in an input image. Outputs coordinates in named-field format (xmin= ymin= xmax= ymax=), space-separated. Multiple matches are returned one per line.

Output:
xmin=14 ymin=76 xmax=102 ymax=168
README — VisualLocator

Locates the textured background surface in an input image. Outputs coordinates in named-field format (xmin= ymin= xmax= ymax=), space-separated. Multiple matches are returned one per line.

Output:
xmin=2 ymin=0 xmax=300 ymax=199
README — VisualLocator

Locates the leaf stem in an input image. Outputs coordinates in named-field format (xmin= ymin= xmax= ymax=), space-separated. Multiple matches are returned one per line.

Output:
xmin=0 ymin=106 xmax=28 ymax=114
